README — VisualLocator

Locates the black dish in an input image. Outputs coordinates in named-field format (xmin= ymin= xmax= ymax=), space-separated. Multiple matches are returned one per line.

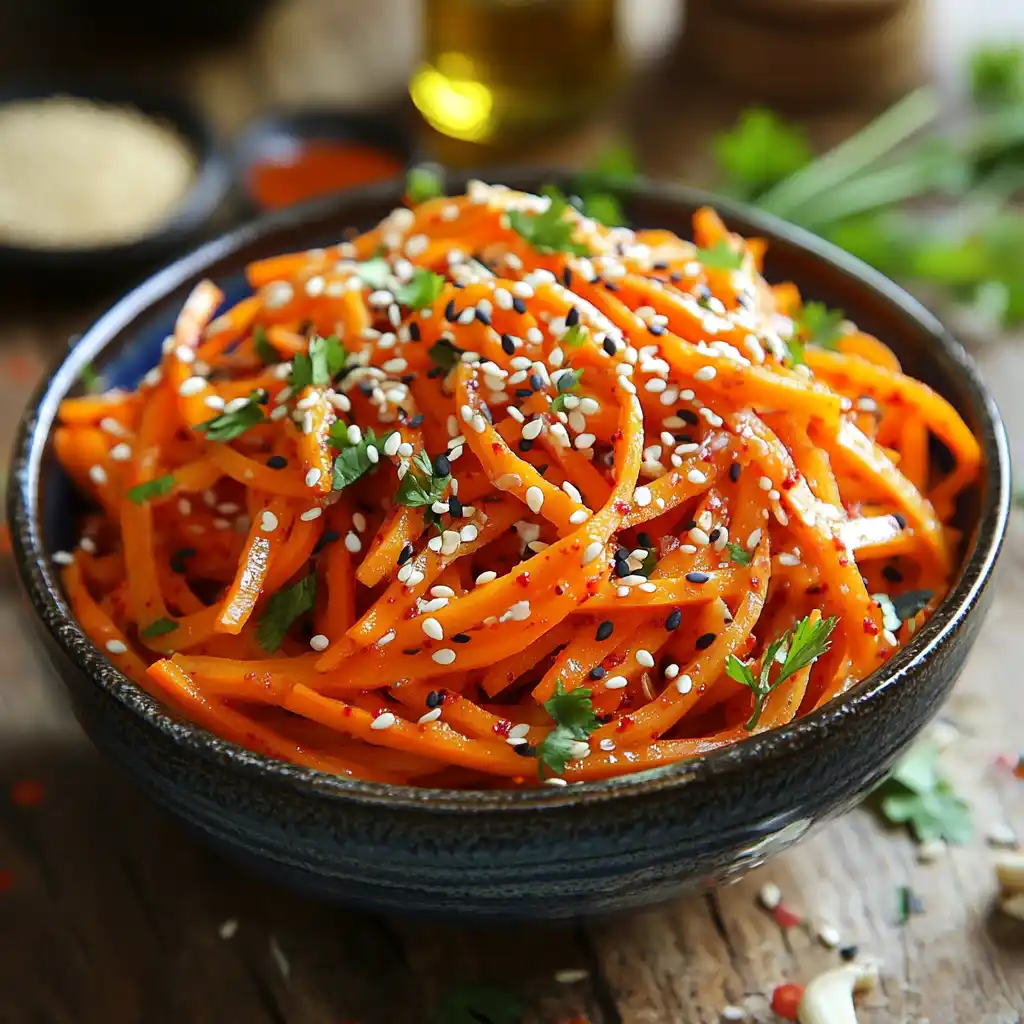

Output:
xmin=7 ymin=174 xmax=1011 ymax=920
xmin=0 ymin=82 xmax=231 ymax=286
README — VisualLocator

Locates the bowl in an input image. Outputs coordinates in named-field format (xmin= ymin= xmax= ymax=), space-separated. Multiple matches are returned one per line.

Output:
xmin=7 ymin=173 xmax=1011 ymax=920
xmin=0 ymin=82 xmax=231 ymax=286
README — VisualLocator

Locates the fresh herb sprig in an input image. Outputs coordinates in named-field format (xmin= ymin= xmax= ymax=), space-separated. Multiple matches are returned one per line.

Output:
xmin=725 ymin=542 xmax=752 ymax=567
xmin=726 ymin=615 xmax=837 ymax=730
xmin=196 ymin=391 xmax=267 ymax=442
xmin=253 ymin=326 xmax=281 ymax=366
xmin=396 ymin=449 xmax=451 ymax=509
xmin=508 ymin=187 xmax=589 ymax=256
xmin=537 ymin=680 xmax=601 ymax=777
xmin=550 ymin=368 xmax=584 ymax=413
xmin=406 ymin=164 xmax=445 ymax=205
xmin=570 ymin=143 xmax=639 ymax=227
xmin=428 ymin=339 xmax=465 ymax=372
xmin=290 ymin=335 xmax=347 ymax=390
xmin=257 ymin=574 xmax=317 ymax=653
xmin=794 ymin=301 xmax=846 ymax=350
xmin=694 ymin=240 xmax=743 ymax=271
xmin=140 ymin=618 xmax=178 ymax=639
xmin=330 ymin=427 xmax=394 ymax=491
xmin=126 ymin=474 xmax=175 ymax=505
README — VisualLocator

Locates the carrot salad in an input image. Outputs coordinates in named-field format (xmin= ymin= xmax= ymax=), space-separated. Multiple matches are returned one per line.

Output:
xmin=52 ymin=180 xmax=981 ymax=788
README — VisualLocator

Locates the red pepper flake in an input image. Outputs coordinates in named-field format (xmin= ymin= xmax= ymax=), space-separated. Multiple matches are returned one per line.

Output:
xmin=781 ymin=470 xmax=799 ymax=490
xmin=773 ymin=904 xmax=802 ymax=929
xmin=615 ymin=715 xmax=635 ymax=732
xmin=554 ymin=584 xmax=565 ymax=596
xmin=492 ymin=719 xmax=512 ymax=738
xmin=1014 ymin=755 xmax=1024 ymax=780
xmin=0 ymin=869 xmax=12 ymax=893
xmin=863 ymin=617 xmax=880 ymax=636
xmin=516 ymin=572 xmax=530 ymax=588
xmin=10 ymin=779 xmax=45 ymax=807
xmin=770 ymin=983 xmax=804 ymax=1021
xmin=612 ymin=499 xmax=630 ymax=514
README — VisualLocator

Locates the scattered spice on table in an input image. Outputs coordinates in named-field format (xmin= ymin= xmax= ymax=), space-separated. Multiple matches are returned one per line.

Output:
xmin=896 ymin=885 xmax=924 ymax=924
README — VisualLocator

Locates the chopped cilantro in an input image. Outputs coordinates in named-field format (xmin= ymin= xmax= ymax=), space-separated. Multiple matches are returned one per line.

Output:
xmin=331 ymin=427 xmax=394 ymax=491
xmin=537 ymin=680 xmax=601 ymax=777
xmin=794 ymin=301 xmax=846 ymax=350
xmin=508 ymin=187 xmax=589 ymax=257
xmin=257 ymin=574 xmax=317 ymax=653
xmin=406 ymin=164 xmax=444 ymax=205
xmin=356 ymin=258 xmax=392 ymax=291
xmin=428 ymin=339 xmax=465 ymax=372
xmin=396 ymin=449 xmax=450 ymax=508
xmin=726 ymin=615 xmax=837 ymax=730
xmin=712 ymin=107 xmax=813 ymax=200
xmin=195 ymin=391 xmax=266 ymax=442
xmin=140 ymin=618 xmax=178 ymax=639
xmin=787 ymin=337 xmax=806 ymax=367
xmin=562 ymin=324 xmax=588 ymax=348
xmin=253 ymin=325 xmax=280 ymax=365
xmin=126 ymin=474 xmax=175 ymax=505
xmin=550 ymin=368 xmax=584 ymax=412
xmin=291 ymin=334 xmax=347 ymax=390
xmin=726 ymin=542 xmax=752 ymax=567
xmin=396 ymin=269 xmax=446 ymax=311
xmin=694 ymin=240 xmax=744 ymax=271
xmin=80 ymin=363 xmax=104 ymax=394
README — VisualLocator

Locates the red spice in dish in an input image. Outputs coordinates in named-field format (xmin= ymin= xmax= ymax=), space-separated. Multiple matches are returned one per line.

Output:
xmin=248 ymin=141 xmax=403 ymax=210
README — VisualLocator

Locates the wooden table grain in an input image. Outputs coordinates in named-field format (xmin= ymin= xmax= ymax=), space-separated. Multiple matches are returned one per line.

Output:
xmin=2 ymin=2 xmax=1023 ymax=1021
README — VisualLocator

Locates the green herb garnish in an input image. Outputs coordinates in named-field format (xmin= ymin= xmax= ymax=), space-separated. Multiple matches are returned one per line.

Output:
xmin=407 ymin=164 xmax=444 ymax=205
xmin=550 ymin=368 xmax=584 ymax=413
xmin=428 ymin=339 xmax=465 ymax=372
xmin=356 ymin=257 xmax=392 ymax=291
xmin=571 ymin=143 xmax=639 ymax=227
xmin=257 ymin=574 xmax=317 ymax=653
xmin=726 ymin=542 xmax=752 ymax=567
xmin=787 ymin=337 xmax=806 ymax=367
xmin=396 ymin=449 xmax=450 ymax=509
xmin=80 ymin=363 xmax=104 ymax=395
xmin=253 ymin=325 xmax=280 ymax=365
xmin=290 ymin=334 xmax=347 ymax=390
xmin=537 ymin=680 xmax=601 ymax=777
xmin=196 ymin=391 xmax=266 ymax=442
xmin=432 ymin=983 xmax=524 ymax=1024
xmin=126 ymin=474 xmax=175 ymax=505
xmin=694 ymin=240 xmax=744 ymax=271
xmin=396 ymin=269 xmax=446 ymax=311
xmin=871 ymin=739 xmax=972 ymax=844
xmin=508 ymin=187 xmax=589 ymax=257
xmin=794 ymin=301 xmax=846 ymax=350
xmin=140 ymin=618 xmax=178 ymax=639
xmin=713 ymin=107 xmax=813 ymax=200
xmin=331 ymin=427 xmax=394 ymax=491
xmin=562 ymin=324 xmax=587 ymax=348
xmin=971 ymin=44 xmax=1024 ymax=108
xmin=726 ymin=615 xmax=837 ymax=730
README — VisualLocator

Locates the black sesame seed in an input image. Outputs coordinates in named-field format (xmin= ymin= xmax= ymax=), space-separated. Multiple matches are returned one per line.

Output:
xmin=475 ymin=307 xmax=492 ymax=326
xmin=882 ymin=565 xmax=904 ymax=584
xmin=637 ymin=532 xmax=653 ymax=548
xmin=427 ymin=367 xmax=445 ymax=379
xmin=448 ymin=495 xmax=463 ymax=517
xmin=512 ymin=296 xmax=527 ymax=314
xmin=500 ymin=333 xmax=516 ymax=355
xmin=839 ymin=945 xmax=859 ymax=962
xmin=566 ymin=306 xmax=580 ymax=328
xmin=675 ymin=433 xmax=695 ymax=444
xmin=695 ymin=632 xmax=716 ymax=650
xmin=518 ymin=439 xmax=534 ymax=453
xmin=596 ymin=620 xmax=614 ymax=641
xmin=683 ymin=519 xmax=698 ymax=531
xmin=312 ymin=529 xmax=341 ymax=555
xmin=893 ymin=513 xmax=907 ymax=529
xmin=515 ymin=388 xmax=533 ymax=399
xmin=614 ymin=547 xmax=629 ymax=562
xmin=696 ymin=285 xmax=712 ymax=301
xmin=535 ymin=464 xmax=549 ymax=476
xmin=397 ymin=542 xmax=415 ymax=566
xmin=426 ymin=690 xmax=444 ymax=708
xmin=434 ymin=454 xmax=451 ymax=477
xmin=169 ymin=547 xmax=196 ymax=574
xmin=444 ymin=299 xmax=457 ymax=322
xmin=604 ymin=281 xmax=620 ymax=293
xmin=708 ymin=528 xmax=722 ymax=543
xmin=515 ymin=743 xmax=537 ymax=757
xmin=685 ymin=572 xmax=710 ymax=584
xmin=589 ymin=665 xmax=606 ymax=680
xmin=401 ymin=374 xmax=416 ymax=385
xmin=359 ymin=381 xmax=375 ymax=397
xmin=602 ymin=338 xmax=617 ymax=356
xmin=402 ymin=648 xmax=420 ymax=656
xmin=451 ymin=633 xmax=471 ymax=643
xmin=410 ymin=414 xmax=425 ymax=427
xmin=648 ymin=323 xmax=666 ymax=336
xmin=408 ymin=321 xmax=421 ymax=341
xmin=665 ymin=609 xmax=682 ymax=631
xmin=677 ymin=409 xmax=699 ymax=425
xmin=729 ymin=461 xmax=741 ymax=483
xmin=529 ymin=374 xmax=544 ymax=391
xmin=253 ymin=388 xmax=269 ymax=405
xmin=614 ymin=560 xmax=631 ymax=578
xmin=653 ymin=261 xmax=669 ymax=271
xmin=267 ymin=455 xmax=288 ymax=469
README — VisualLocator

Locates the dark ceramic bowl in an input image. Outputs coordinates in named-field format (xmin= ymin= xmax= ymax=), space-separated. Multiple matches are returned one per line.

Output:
xmin=7 ymin=174 xmax=1011 ymax=920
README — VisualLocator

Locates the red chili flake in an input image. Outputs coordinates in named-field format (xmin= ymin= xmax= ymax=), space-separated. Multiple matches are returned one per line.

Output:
xmin=838 ymin=557 xmax=849 ymax=567
xmin=516 ymin=572 xmax=530 ymax=588
xmin=492 ymin=719 xmax=512 ymax=738
xmin=0 ymin=869 xmax=12 ymax=893
xmin=1014 ymin=755 xmax=1024 ymax=780
xmin=781 ymin=470 xmax=800 ymax=490
xmin=342 ymin=706 xmax=353 ymax=717
xmin=612 ymin=499 xmax=630 ymax=514
xmin=611 ymin=429 xmax=623 ymax=442
xmin=863 ymin=617 xmax=880 ymax=636
xmin=770 ymin=983 xmax=804 ymax=1021
xmin=615 ymin=716 xmax=635 ymax=732
xmin=554 ymin=584 xmax=565 ymax=596
xmin=772 ymin=904 xmax=802 ymax=929
xmin=585 ymin=578 xmax=600 ymax=596
xmin=490 ymin=442 xmax=503 ymax=453
xmin=10 ymin=779 xmax=45 ymax=807
xmin=751 ymin=575 xmax=761 ymax=589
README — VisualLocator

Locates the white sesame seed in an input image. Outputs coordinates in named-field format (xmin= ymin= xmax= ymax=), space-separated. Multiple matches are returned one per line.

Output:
xmin=581 ymin=541 xmax=603 ymax=566
xmin=525 ymin=486 xmax=545 ymax=514
xmin=352 ymin=512 xmax=367 ymax=533
xmin=260 ymin=511 xmax=279 ymax=533
xmin=721 ymin=1007 xmax=746 ymax=1022
xmin=689 ymin=527 xmax=710 ymax=545
xmin=344 ymin=532 xmax=361 ymax=553
xmin=817 ymin=924 xmax=841 ymax=949
xmin=383 ymin=432 xmax=402 ymax=457
xmin=105 ymin=639 xmax=127 ymax=655
xmin=758 ymin=882 xmax=782 ymax=910
xmin=508 ymin=723 xmax=531 ymax=740
xmin=99 ymin=417 xmax=130 ymax=438
xmin=574 ymin=432 xmax=596 ymax=450
xmin=370 ymin=712 xmax=397 ymax=731
xmin=109 ymin=443 xmax=132 ymax=462
xmin=569 ymin=510 xmax=589 ymax=525
xmin=418 ymin=707 xmax=443 ymax=725
xmin=300 ymin=508 xmax=322 ymax=522
xmin=344 ymin=423 xmax=361 ymax=445
xmin=544 ymin=777 xmax=568 ymax=787
xmin=309 ymin=634 xmax=330 ymax=652
xmin=599 ymin=738 xmax=616 ymax=752
xmin=178 ymin=376 xmax=207 ymax=397
xmin=88 ymin=464 xmax=108 ymax=486
xmin=675 ymin=674 xmax=693 ymax=694
xmin=460 ymin=524 xmax=479 ymax=543
xmin=687 ymin=468 xmax=707 ymax=485
xmin=304 ymin=467 xmax=322 ymax=488
xmin=378 ymin=629 xmax=396 ymax=646
xmin=476 ymin=571 xmax=497 ymax=585
xmin=52 ymin=550 xmax=74 ymax=566
xmin=694 ymin=365 xmax=717 ymax=382
xmin=422 ymin=617 xmax=444 ymax=641
xmin=635 ymin=649 xmax=655 ymax=668
xmin=604 ymin=675 xmax=628 ymax=690
xmin=432 ymin=648 xmax=457 ymax=665
xmin=746 ymin=528 xmax=762 ymax=549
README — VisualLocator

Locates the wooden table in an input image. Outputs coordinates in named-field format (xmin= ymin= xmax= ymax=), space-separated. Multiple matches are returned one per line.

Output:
xmin=2 ymin=2 xmax=1023 ymax=1021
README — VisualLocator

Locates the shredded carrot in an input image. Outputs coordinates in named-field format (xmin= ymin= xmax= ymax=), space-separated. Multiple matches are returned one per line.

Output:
xmin=53 ymin=182 xmax=981 ymax=788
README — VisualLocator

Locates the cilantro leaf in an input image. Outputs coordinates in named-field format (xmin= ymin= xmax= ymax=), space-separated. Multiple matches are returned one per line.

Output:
xmin=257 ymin=574 xmax=317 ymax=653
xmin=253 ymin=325 xmax=280 ymax=365
xmin=395 ymin=269 xmax=446 ymax=311
xmin=291 ymin=335 xmax=347 ymax=390
xmin=357 ymin=258 xmax=392 ymax=291
xmin=126 ymin=474 xmax=175 ymax=505
xmin=795 ymin=301 xmax=846 ymax=350
xmin=508 ymin=188 xmax=590 ymax=256
xmin=432 ymin=983 xmax=524 ymax=1024
xmin=635 ymin=547 xmax=658 ymax=579
xmin=538 ymin=680 xmax=601 ymax=777
xmin=80 ymin=363 xmax=104 ymax=394
xmin=196 ymin=391 xmax=266 ymax=442
xmin=331 ymin=428 xmax=394 ymax=491
xmin=550 ymin=368 xmax=584 ymax=413
xmin=787 ymin=337 xmax=806 ymax=367
xmin=712 ymin=107 xmax=813 ymax=200
xmin=726 ymin=542 xmax=752 ymax=567
xmin=428 ymin=339 xmax=465 ymax=371
xmin=694 ymin=240 xmax=743 ymax=271
xmin=727 ymin=615 xmax=837 ymax=730
xmin=970 ymin=44 xmax=1024 ymax=108
xmin=872 ymin=739 xmax=973 ymax=844
xmin=562 ymin=324 xmax=588 ymax=348
xmin=140 ymin=618 xmax=178 ymax=639
xmin=396 ymin=448 xmax=450 ymax=508
xmin=407 ymin=164 xmax=444 ymax=205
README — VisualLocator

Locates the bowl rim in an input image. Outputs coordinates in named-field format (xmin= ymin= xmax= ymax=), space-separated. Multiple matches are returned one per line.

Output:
xmin=0 ymin=80 xmax=231 ymax=265
xmin=8 ymin=172 xmax=1012 ymax=812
